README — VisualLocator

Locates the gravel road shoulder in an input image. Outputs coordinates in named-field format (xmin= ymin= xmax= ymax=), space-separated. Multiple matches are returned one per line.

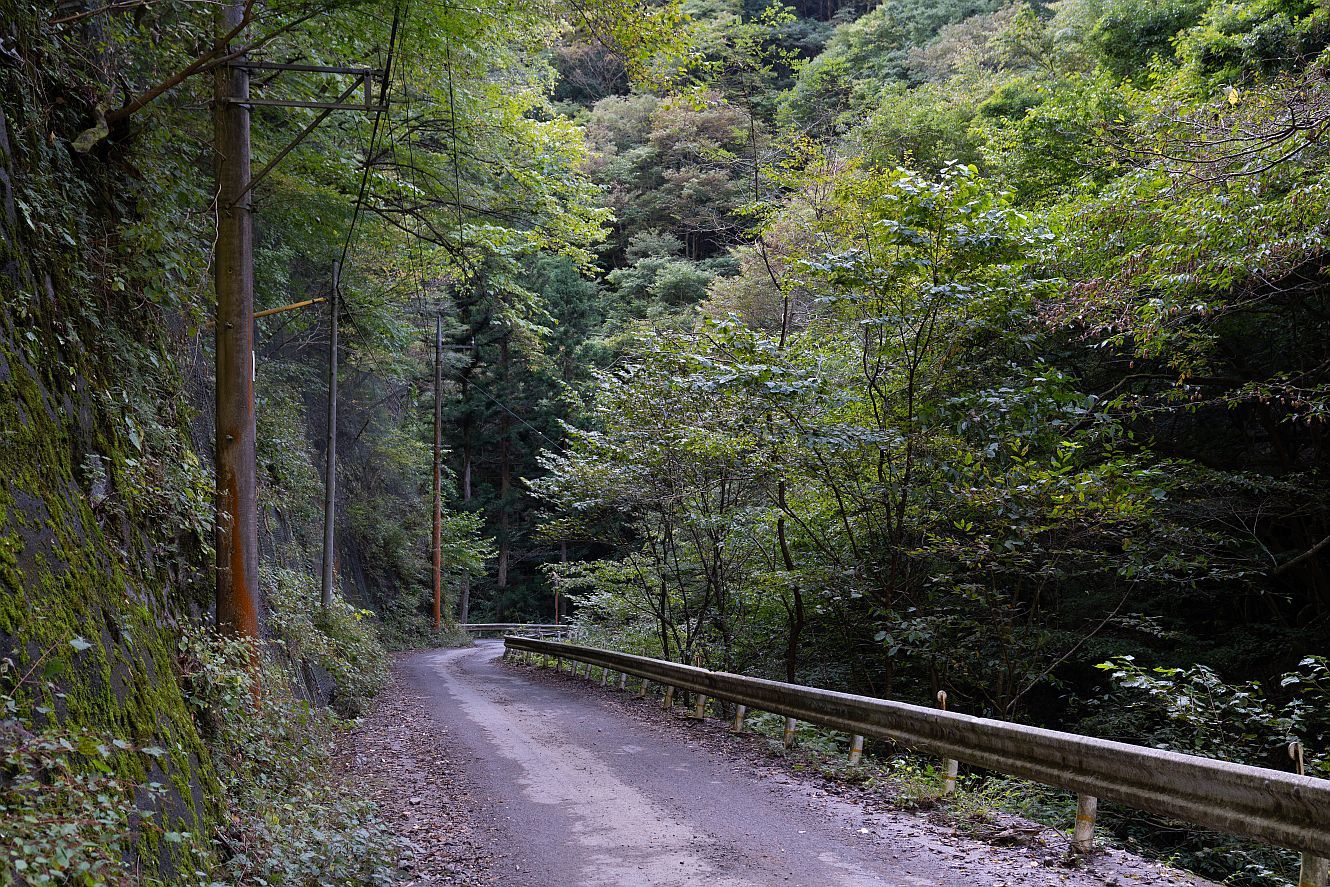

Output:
xmin=336 ymin=660 xmax=509 ymax=885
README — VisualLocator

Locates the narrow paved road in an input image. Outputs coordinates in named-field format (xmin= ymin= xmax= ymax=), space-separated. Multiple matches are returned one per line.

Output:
xmin=400 ymin=642 xmax=1207 ymax=887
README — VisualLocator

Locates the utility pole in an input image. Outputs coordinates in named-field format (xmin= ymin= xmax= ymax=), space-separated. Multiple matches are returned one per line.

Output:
xmin=459 ymin=371 xmax=472 ymax=626
xmin=320 ymin=262 xmax=340 ymax=610
xmin=432 ymin=313 xmax=444 ymax=630
xmin=556 ymin=540 xmax=566 ymax=622
xmin=214 ymin=0 xmax=259 ymax=638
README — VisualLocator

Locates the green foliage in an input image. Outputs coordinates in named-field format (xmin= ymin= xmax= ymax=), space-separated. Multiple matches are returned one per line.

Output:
xmin=1086 ymin=0 xmax=1210 ymax=77
xmin=1096 ymin=655 xmax=1329 ymax=775
xmin=263 ymin=567 xmax=391 ymax=715
xmin=177 ymin=628 xmax=398 ymax=886
xmin=1075 ymin=656 xmax=1330 ymax=885
xmin=0 ymin=647 xmax=188 ymax=886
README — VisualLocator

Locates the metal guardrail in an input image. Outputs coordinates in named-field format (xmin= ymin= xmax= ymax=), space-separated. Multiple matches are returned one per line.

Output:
xmin=462 ymin=623 xmax=565 ymax=636
xmin=503 ymin=636 xmax=1330 ymax=861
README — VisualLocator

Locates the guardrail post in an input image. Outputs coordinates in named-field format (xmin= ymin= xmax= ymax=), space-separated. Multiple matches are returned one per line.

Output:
xmin=849 ymin=734 xmax=864 ymax=766
xmin=692 ymin=692 xmax=707 ymax=719
xmin=1301 ymin=853 xmax=1329 ymax=887
xmin=1291 ymin=743 xmax=1327 ymax=886
xmin=731 ymin=704 xmax=747 ymax=733
xmin=601 ymin=667 xmax=610 ymax=686
xmin=1072 ymin=794 xmax=1097 ymax=855
xmin=617 ymin=672 xmax=626 ymax=691
xmin=942 ymin=758 xmax=959 ymax=795
xmin=783 ymin=717 xmax=797 ymax=750
xmin=662 ymin=685 xmax=674 ymax=709
xmin=637 ymin=678 xmax=649 ymax=699
xmin=937 ymin=691 xmax=958 ymax=794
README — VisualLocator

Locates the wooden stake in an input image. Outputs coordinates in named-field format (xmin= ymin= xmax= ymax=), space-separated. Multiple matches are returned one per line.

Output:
xmin=937 ymin=692 xmax=958 ymax=794
xmin=1072 ymin=795 xmax=1097 ymax=855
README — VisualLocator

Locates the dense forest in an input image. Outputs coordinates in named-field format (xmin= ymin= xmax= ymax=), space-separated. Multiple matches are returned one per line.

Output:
xmin=2 ymin=0 xmax=1329 ymax=882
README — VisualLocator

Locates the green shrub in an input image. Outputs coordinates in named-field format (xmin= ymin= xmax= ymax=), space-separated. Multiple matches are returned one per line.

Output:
xmin=262 ymin=566 xmax=391 ymax=715
xmin=178 ymin=627 xmax=400 ymax=886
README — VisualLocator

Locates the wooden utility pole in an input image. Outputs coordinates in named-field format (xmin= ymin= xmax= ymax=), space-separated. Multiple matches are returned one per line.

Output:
xmin=556 ymin=540 xmax=566 ymax=622
xmin=459 ymin=375 xmax=472 ymax=626
xmin=214 ymin=0 xmax=260 ymax=638
xmin=432 ymin=313 xmax=444 ymax=630
xmin=320 ymin=263 xmax=340 ymax=610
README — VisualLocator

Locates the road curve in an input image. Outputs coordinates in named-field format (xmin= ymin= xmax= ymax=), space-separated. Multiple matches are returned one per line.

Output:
xmin=400 ymin=641 xmax=1205 ymax=887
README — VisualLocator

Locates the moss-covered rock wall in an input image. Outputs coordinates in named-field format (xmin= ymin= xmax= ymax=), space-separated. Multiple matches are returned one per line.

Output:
xmin=0 ymin=12 xmax=223 ymax=877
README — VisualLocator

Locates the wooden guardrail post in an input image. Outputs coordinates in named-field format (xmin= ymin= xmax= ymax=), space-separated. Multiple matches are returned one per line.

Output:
xmin=937 ymin=691 xmax=958 ymax=794
xmin=783 ymin=717 xmax=798 ymax=750
xmin=1073 ymin=794 xmax=1098 ymax=855
xmin=601 ymin=667 xmax=610 ymax=686
xmin=849 ymin=734 xmax=864 ymax=766
xmin=662 ymin=685 xmax=674 ymax=709
xmin=617 ymin=672 xmax=627 ymax=690
xmin=637 ymin=678 xmax=649 ymax=698
xmin=1292 ymin=743 xmax=1328 ymax=886
xmin=731 ymin=704 xmax=747 ymax=733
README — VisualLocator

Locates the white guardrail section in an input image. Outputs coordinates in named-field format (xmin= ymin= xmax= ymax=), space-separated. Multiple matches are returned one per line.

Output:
xmin=502 ymin=636 xmax=1330 ymax=860
xmin=461 ymin=623 xmax=565 ymax=635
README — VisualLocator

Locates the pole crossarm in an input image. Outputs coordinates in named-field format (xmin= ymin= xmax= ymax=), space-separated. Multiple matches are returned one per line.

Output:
xmin=236 ymin=62 xmax=376 ymax=75
xmin=234 ymin=97 xmax=388 ymax=112
xmin=223 ymin=63 xmax=386 ymax=208
xmin=231 ymin=60 xmax=382 ymax=111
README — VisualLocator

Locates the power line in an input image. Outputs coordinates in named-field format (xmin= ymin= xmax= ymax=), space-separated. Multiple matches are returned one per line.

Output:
xmin=337 ymin=0 xmax=402 ymax=272
xmin=467 ymin=378 xmax=569 ymax=456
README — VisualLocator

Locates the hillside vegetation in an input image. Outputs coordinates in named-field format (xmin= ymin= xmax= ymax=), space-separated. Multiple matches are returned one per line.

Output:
xmin=1 ymin=0 xmax=1328 ymax=883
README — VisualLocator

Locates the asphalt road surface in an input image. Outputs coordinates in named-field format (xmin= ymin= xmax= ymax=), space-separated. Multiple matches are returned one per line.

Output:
xmin=401 ymin=641 xmax=1210 ymax=887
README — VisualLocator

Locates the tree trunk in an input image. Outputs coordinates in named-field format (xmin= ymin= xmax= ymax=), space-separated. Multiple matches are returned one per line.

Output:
xmin=777 ymin=481 xmax=804 ymax=683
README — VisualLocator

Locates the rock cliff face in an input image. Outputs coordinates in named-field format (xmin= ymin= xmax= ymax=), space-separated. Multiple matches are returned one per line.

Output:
xmin=0 ymin=20 xmax=222 ymax=875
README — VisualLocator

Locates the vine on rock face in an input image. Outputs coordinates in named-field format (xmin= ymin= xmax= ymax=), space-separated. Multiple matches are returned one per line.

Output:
xmin=0 ymin=645 xmax=190 ymax=886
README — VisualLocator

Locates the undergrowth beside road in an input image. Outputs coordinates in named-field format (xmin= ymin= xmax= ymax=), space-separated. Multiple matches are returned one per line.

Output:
xmin=2 ymin=599 xmax=398 ymax=885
